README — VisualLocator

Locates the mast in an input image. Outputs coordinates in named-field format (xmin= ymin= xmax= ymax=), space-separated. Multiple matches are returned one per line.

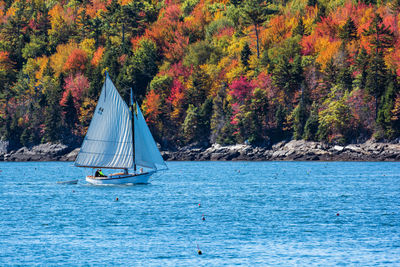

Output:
xmin=130 ymin=88 xmax=137 ymax=172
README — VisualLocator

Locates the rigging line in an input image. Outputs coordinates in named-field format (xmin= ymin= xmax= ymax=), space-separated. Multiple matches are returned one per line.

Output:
xmin=78 ymin=151 xmax=134 ymax=156
xmin=84 ymin=138 xmax=133 ymax=144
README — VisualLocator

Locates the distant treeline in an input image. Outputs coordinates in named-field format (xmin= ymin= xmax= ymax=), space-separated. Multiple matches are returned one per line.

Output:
xmin=0 ymin=0 xmax=400 ymax=149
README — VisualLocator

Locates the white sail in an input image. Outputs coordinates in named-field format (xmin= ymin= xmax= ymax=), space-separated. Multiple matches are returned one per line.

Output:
xmin=134 ymin=103 xmax=167 ymax=170
xmin=75 ymin=74 xmax=133 ymax=169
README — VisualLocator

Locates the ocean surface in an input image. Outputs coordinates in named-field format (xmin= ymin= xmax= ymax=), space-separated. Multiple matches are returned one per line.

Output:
xmin=0 ymin=161 xmax=399 ymax=266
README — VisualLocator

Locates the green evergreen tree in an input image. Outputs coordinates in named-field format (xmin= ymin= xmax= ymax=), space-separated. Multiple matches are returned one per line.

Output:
xmin=122 ymin=39 xmax=158 ymax=101
xmin=182 ymin=104 xmax=200 ymax=143
xmin=363 ymin=13 xmax=394 ymax=54
xmin=62 ymin=91 xmax=78 ymax=131
xmin=251 ymin=88 xmax=269 ymax=143
xmin=339 ymin=17 xmax=357 ymax=43
xmin=186 ymin=69 xmax=210 ymax=107
xmin=4 ymin=112 xmax=22 ymax=147
xmin=42 ymin=84 xmax=62 ymax=143
xmin=198 ymin=98 xmax=213 ymax=145
xmin=272 ymin=53 xmax=303 ymax=106
xmin=363 ymin=13 xmax=395 ymax=120
xmin=275 ymin=104 xmax=287 ymax=140
xmin=355 ymin=47 xmax=369 ymax=90
xmin=211 ymin=84 xmax=236 ymax=144
xmin=20 ymin=127 xmax=32 ymax=147
xmin=377 ymin=76 xmax=397 ymax=139
xmin=365 ymin=52 xmax=388 ymax=120
xmin=211 ymin=85 xmax=227 ymax=144
xmin=307 ymin=0 xmax=318 ymax=6
xmin=291 ymin=98 xmax=308 ymax=139
xmin=303 ymin=102 xmax=319 ymax=141
xmin=241 ymin=0 xmax=276 ymax=58
xmin=336 ymin=45 xmax=353 ymax=91
xmin=240 ymin=42 xmax=251 ymax=68
xmin=324 ymin=59 xmax=338 ymax=89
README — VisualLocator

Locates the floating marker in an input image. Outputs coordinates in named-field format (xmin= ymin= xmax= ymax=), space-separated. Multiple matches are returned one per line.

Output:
xmin=198 ymin=203 xmax=201 ymax=207
xmin=336 ymin=213 xmax=340 ymax=216
xmin=202 ymin=215 xmax=205 ymax=221
xmin=197 ymin=244 xmax=202 ymax=255
xmin=116 ymin=197 xmax=119 ymax=201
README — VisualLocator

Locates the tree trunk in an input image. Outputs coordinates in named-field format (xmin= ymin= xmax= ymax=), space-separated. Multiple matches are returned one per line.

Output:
xmin=255 ymin=23 xmax=260 ymax=59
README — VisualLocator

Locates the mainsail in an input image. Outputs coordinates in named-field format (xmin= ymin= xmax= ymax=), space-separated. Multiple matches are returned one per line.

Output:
xmin=75 ymin=74 xmax=133 ymax=169
xmin=134 ymin=103 xmax=167 ymax=170
xmin=75 ymin=73 xmax=167 ymax=171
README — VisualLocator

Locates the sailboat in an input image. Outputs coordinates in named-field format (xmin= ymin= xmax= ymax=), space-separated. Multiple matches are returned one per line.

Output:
xmin=74 ymin=72 xmax=167 ymax=185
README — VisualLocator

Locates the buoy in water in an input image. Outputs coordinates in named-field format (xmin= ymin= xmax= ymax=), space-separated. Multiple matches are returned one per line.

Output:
xmin=202 ymin=215 xmax=205 ymax=221
xmin=198 ymin=203 xmax=201 ymax=207
xmin=198 ymin=250 xmax=202 ymax=255
xmin=116 ymin=197 xmax=119 ymax=201
xmin=336 ymin=213 xmax=340 ymax=216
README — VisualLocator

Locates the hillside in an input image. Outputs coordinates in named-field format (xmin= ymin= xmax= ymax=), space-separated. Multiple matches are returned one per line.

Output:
xmin=1 ymin=0 xmax=400 ymax=150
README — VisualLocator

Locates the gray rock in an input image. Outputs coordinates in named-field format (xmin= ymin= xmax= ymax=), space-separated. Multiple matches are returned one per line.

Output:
xmin=0 ymin=141 xmax=10 ymax=154
xmin=333 ymin=145 xmax=344 ymax=152
xmin=61 ymin=148 xmax=80 ymax=161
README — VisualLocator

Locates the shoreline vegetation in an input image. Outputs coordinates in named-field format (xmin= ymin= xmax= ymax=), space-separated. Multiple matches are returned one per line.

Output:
xmin=1 ymin=140 xmax=399 ymax=162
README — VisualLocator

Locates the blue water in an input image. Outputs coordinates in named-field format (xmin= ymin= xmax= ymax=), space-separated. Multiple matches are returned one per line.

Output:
xmin=0 ymin=162 xmax=399 ymax=265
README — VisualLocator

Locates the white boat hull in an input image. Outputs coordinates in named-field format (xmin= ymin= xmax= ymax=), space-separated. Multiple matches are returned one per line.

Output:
xmin=86 ymin=172 xmax=153 ymax=185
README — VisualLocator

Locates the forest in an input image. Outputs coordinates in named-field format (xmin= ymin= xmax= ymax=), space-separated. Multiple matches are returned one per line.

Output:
xmin=1 ymin=0 xmax=400 ymax=149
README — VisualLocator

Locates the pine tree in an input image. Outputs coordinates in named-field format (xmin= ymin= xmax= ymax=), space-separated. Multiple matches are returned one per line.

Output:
xmin=240 ymin=42 xmax=251 ymax=68
xmin=365 ymin=52 xmax=388 ymax=120
xmin=43 ymin=85 xmax=62 ymax=143
xmin=363 ymin=14 xmax=394 ymax=54
xmin=272 ymin=54 xmax=304 ymax=105
xmin=324 ymin=59 xmax=338 ymax=89
xmin=182 ymin=104 xmax=199 ymax=144
xmin=356 ymin=47 xmax=369 ymax=90
xmin=377 ymin=76 xmax=397 ymax=139
xmin=241 ymin=0 xmax=276 ymax=58
xmin=198 ymin=98 xmax=213 ymax=145
xmin=307 ymin=0 xmax=318 ymax=6
xmin=363 ymin=13 xmax=395 ymax=119
xmin=211 ymin=85 xmax=227 ymax=144
xmin=251 ymin=88 xmax=269 ymax=143
xmin=336 ymin=45 xmax=353 ymax=91
xmin=339 ymin=17 xmax=357 ymax=43
xmin=303 ymin=102 xmax=319 ymax=141
xmin=62 ymin=91 xmax=78 ymax=131
xmin=291 ymin=97 xmax=308 ymax=140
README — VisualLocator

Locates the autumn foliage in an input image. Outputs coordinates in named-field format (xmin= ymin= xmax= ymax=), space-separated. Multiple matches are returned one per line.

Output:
xmin=1 ymin=0 xmax=400 ymax=147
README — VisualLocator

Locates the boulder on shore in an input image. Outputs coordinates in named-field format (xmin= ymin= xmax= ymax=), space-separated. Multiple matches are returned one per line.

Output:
xmin=2 ymin=143 xmax=75 ymax=162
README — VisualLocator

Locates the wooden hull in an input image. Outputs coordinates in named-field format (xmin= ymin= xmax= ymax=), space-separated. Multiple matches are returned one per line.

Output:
xmin=85 ymin=172 xmax=153 ymax=185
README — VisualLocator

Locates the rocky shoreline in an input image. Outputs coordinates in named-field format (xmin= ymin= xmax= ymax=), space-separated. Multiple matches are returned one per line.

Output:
xmin=1 ymin=140 xmax=400 ymax=162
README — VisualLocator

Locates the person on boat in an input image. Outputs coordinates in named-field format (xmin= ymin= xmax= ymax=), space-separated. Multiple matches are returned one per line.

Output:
xmin=139 ymin=168 xmax=143 ymax=174
xmin=95 ymin=169 xmax=106 ymax=177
